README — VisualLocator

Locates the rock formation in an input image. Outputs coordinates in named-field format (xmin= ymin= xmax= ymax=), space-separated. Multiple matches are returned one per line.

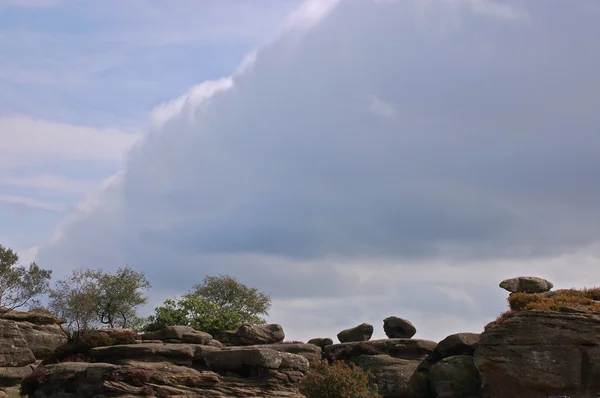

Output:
xmin=383 ymin=316 xmax=417 ymax=338
xmin=499 ymin=276 xmax=553 ymax=293
xmin=336 ymin=322 xmax=373 ymax=343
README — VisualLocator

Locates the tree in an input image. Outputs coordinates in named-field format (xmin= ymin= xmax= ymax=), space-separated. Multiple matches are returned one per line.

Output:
xmin=144 ymin=275 xmax=271 ymax=334
xmin=191 ymin=275 xmax=271 ymax=325
xmin=48 ymin=266 xmax=150 ymax=334
xmin=91 ymin=266 xmax=151 ymax=328
xmin=144 ymin=294 xmax=244 ymax=334
xmin=0 ymin=244 xmax=52 ymax=313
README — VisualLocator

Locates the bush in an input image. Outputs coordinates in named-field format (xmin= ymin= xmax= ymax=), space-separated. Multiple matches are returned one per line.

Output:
xmin=300 ymin=359 xmax=381 ymax=398
xmin=21 ymin=365 xmax=49 ymax=395
xmin=507 ymin=289 xmax=598 ymax=312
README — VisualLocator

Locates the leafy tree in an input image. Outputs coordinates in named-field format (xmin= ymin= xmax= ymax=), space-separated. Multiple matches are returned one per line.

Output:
xmin=144 ymin=294 xmax=243 ymax=334
xmin=91 ymin=266 xmax=151 ymax=328
xmin=144 ymin=275 xmax=271 ymax=334
xmin=49 ymin=266 xmax=150 ymax=334
xmin=0 ymin=244 xmax=52 ymax=314
xmin=191 ymin=275 xmax=271 ymax=325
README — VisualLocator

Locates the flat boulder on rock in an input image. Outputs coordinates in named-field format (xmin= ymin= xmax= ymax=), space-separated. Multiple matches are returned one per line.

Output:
xmin=499 ymin=276 xmax=553 ymax=293
xmin=143 ymin=325 xmax=212 ymax=345
xmin=474 ymin=310 xmax=600 ymax=398
xmin=383 ymin=316 xmax=417 ymax=338
xmin=222 ymin=343 xmax=322 ymax=366
xmin=0 ymin=307 xmax=65 ymax=325
xmin=205 ymin=348 xmax=309 ymax=373
xmin=213 ymin=323 xmax=285 ymax=346
xmin=337 ymin=322 xmax=373 ymax=343
xmin=90 ymin=343 xmax=220 ymax=367
xmin=307 ymin=337 xmax=333 ymax=348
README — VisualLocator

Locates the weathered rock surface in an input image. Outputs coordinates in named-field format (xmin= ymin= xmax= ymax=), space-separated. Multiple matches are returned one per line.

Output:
xmin=28 ymin=346 xmax=309 ymax=397
xmin=337 ymin=322 xmax=373 ymax=343
xmin=16 ymin=323 xmax=67 ymax=360
xmin=499 ymin=276 xmax=553 ymax=293
xmin=213 ymin=323 xmax=285 ymax=346
xmin=91 ymin=343 xmax=220 ymax=366
xmin=143 ymin=325 xmax=212 ymax=345
xmin=383 ymin=316 xmax=417 ymax=338
xmin=432 ymin=333 xmax=480 ymax=361
xmin=474 ymin=310 xmax=600 ymax=398
xmin=0 ymin=320 xmax=36 ymax=367
xmin=428 ymin=355 xmax=481 ymax=398
xmin=325 ymin=339 xmax=437 ymax=398
xmin=307 ymin=337 xmax=333 ymax=348
xmin=222 ymin=343 xmax=322 ymax=366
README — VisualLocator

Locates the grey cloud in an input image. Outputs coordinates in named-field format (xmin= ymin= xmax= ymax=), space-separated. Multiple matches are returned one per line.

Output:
xmin=36 ymin=0 xmax=600 ymax=339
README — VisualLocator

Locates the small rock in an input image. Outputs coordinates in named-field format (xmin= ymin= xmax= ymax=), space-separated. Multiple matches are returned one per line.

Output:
xmin=337 ymin=323 xmax=373 ymax=343
xmin=307 ymin=337 xmax=333 ymax=348
xmin=433 ymin=333 xmax=480 ymax=360
xmin=383 ymin=316 xmax=416 ymax=338
xmin=499 ymin=276 xmax=553 ymax=293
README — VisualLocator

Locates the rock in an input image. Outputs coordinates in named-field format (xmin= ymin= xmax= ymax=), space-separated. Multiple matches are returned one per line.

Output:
xmin=16 ymin=322 xmax=68 ymax=359
xmin=337 ymin=322 xmax=373 ymax=343
xmin=474 ymin=310 xmax=600 ymax=398
xmin=223 ymin=343 xmax=322 ymax=366
xmin=307 ymin=337 xmax=333 ymax=348
xmin=0 ymin=364 xmax=34 ymax=387
xmin=205 ymin=348 xmax=309 ymax=372
xmin=324 ymin=339 xmax=437 ymax=398
xmin=499 ymin=276 xmax=553 ymax=293
xmin=0 ymin=307 xmax=65 ymax=325
xmin=433 ymin=333 xmax=480 ymax=360
xmin=208 ymin=339 xmax=224 ymax=348
xmin=213 ymin=323 xmax=285 ymax=346
xmin=0 ymin=320 xmax=35 ymax=367
xmin=383 ymin=316 xmax=417 ymax=338
xmin=90 ymin=343 xmax=220 ymax=366
xmin=428 ymin=355 xmax=481 ymax=398
xmin=143 ymin=325 xmax=212 ymax=344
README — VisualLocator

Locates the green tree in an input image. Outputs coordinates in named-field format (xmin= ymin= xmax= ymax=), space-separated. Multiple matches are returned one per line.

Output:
xmin=49 ymin=266 xmax=150 ymax=333
xmin=191 ymin=275 xmax=271 ymax=325
xmin=144 ymin=294 xmax=243 ymax=334
xmin=0 ymin=244 xmax=52 ymax=314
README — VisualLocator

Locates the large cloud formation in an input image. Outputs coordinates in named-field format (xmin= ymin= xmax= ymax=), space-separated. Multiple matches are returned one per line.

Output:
xmin=38 ymin=0 xmax=600 ymax=341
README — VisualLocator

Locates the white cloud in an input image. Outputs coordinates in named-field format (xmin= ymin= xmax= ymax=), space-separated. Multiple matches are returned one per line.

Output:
xmin=0 ymin=115 xmax=139 ymax=167
xmin=37 ymin=0 xmax=600 ymax=341
xmin=0 ymin=194 xmax=64 ymax=212
xmin=0 ymin=174 xmax=96 ymax=196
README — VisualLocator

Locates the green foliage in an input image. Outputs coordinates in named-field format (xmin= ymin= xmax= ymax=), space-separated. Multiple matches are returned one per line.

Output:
xmin=0 ymin=244 xmax=52 ymax=313
xmin=49 ymin=266 xmax=150 ymax=333
xmin=145 ymin=275 xmax=271 ymax=334
xmin=191 ymin=275 xmax=271 ymax=325
xmin=300 ymin=359 xmax=381 ymax=398
xmin=144 ymin=294 xmax=244 ymax=334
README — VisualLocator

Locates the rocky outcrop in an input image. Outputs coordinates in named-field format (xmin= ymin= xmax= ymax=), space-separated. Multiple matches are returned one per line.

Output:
xmin=383 ymin=316 xmax=417 ymax=338
xmin=337 ymin=322 xmax=373 ymax=343
xmin=222 ymin=343 xmax=322 ymax=366
xmin=428 ymin=355 xmax=481 ymax=398
xmin=325 ymin=338 xmax=437 ymax=398
xmin=499 ymin=276 xmax=553 ymax=293
xmin=213 ymin=323 xmax=285 ymax=346
xmin=29 ymin=344 xmax=309 ymax=397
xmin=474 ymin=309 xmax=600 ymax=398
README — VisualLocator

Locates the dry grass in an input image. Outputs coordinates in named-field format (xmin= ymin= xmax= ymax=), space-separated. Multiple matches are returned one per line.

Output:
xmin=508 ymin=288 xmax=600 ymax=312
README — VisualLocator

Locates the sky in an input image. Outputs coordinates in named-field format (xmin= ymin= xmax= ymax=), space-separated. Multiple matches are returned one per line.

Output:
xmin=3 ymin=0 xmax=600 ymax=343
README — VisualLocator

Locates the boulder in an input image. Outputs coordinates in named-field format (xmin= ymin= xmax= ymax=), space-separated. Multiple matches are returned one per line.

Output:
xmin=143 ymin=325 xmax=212 ymax=345
xmin=432 ymin=333 xmax=480 ymax=361
xmin=0 ymin=320 xmax=35 ymax=367
xmin=499 ymin=276 xmax=553 ymax=293
xmin=474 ymin=310 xmax=600 ymax=398
xmin=223 ymin=343 xmax=322 ymax=366
xmin=205 ymin=348 xmax=309 ymax=373
xmin=383 ymin=316 xmax=417 ymax=338
xmin=0 ymin=307 xmax=65 ymax=325
xmin=213 ymin=323 xmax=285 ymax=346
xmin=337 ymin=322 xmax=373 ymax=343
xmin=307 ymin=337 xmax=333 ymax=348
xmin=428 ymin=355 xmax=481 ymax=398
xmin=90 ymin=343 xmax=220 ymax=366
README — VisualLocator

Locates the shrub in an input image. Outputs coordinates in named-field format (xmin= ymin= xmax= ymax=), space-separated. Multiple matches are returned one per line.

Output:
xmin=300 ymin=359 xmax=381 ymax=398
xmin=109 ymin=329 xmax=140 ymax=345
xmin=507 ymin=290 xmax=598 ymax=312
xmin=21 ymin=365 xmax=49 ymax=395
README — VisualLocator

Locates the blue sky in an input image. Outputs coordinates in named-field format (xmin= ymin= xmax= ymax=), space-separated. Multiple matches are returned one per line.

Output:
xmin=3 ymin=0 xmax=600 ymax=342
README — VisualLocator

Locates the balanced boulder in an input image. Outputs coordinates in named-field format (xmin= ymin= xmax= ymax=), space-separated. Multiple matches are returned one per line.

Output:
xmin=307 ymin=337 xmax=333 ymax=348
xmin=337 ymin=323 xmax=373 ymax=343
xmin=213 ymin=324 xmax=285 ymax=346
xmin=499 ymin=276 xmax=553 ymax=293
xmin=383 ymin=316 xmax=416 ymax=338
